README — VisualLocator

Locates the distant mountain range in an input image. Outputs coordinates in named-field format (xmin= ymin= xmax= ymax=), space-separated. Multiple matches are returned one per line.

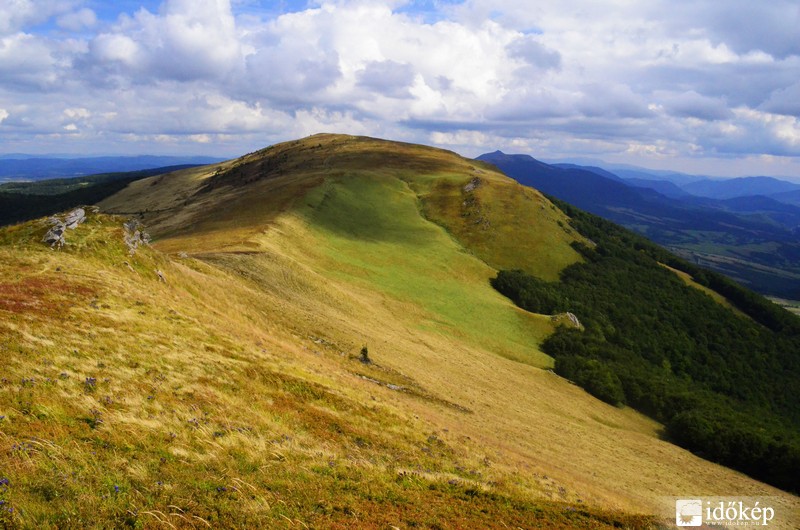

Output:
xmin=0 ymin=155 xmax=225 ymax=181
xmin=682 ymin=176 xmax=800 ymax=200
xmin=478 ymin=151 xmax=800 ymax=298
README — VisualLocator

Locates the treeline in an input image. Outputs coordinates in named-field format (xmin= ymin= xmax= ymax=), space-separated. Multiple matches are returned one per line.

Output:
xmin=492 ymin=199 xmax=800 ymax=492
xmin=0 ymin=166 xmax=193 ymax=226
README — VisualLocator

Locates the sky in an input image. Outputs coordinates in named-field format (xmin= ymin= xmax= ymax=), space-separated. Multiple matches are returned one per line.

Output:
xmin=1 ymin=0 xmax=800 ymax=177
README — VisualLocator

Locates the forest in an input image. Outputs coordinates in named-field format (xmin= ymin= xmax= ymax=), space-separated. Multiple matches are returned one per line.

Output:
xmin=492 ymin=198 xmax=800 ymax=492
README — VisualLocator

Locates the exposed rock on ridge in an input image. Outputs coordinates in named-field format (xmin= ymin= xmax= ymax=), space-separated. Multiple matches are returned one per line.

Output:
xmin=42 ymin=208 xmax=86 ymax=249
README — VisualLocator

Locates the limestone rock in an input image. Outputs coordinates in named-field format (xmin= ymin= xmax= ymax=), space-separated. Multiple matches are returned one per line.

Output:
xmin=43 ymin=222 xmax=66 ymax=249
xmin=565 ymin=312 xmax=582 ymax=328
xmin=123 ymin=219 xmax=151 ymax=255
xmin=551 ymin=311 xmax=583 ymax=330
xmin=64 ymin=208 xmax=86 ymax=229
xmin=463 ymin=177 xmax=482 ymax=193
xmin=42 ymin=208 xmax=87 ymax=249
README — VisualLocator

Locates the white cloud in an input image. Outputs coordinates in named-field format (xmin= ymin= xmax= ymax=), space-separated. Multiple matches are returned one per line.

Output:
xmin=90 ymin=0 xmax=243 ymax=81
xmin=0 ymin=33 xmax=60 ymax=88
xmin=57 ymin=8 xmax=97 ymax=32
xmin=91 ymin=33 xmax=140 ymax=65
xmin=0 ymin=0 xmax=798 ymax=174
xmin=63 ymin=107 xmax=90 ymax=119
xmin=657 ymin=91 xmax=732 ymax=121
xmin=0 ymin=0 xmax=77 ymax=35
xmin=761 ymin=82 xmax=800 ymax=118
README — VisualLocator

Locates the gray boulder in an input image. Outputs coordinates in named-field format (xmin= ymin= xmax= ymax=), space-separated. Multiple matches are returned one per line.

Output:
xmin=123 ymin=219 xmax=151 ymax=255
xmin=43 ymin=222 xmax=66 ymax=249
xmin=42 ymin=208 xmax=86 ymax=249
xmin=64 ymin=208 xmax=86 ymax=229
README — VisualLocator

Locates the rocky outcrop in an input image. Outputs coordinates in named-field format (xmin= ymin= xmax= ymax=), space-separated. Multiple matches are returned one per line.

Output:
xmin=461 ymin=177 xmax=491 ymax=230
xmin=64 ymin=208 xmax=86 ymax=229
xmin=565 ymin=312 xmax=582 ymax=328
xmin=42 ymin=208 xmax=86 ymax=249
xmin=463 ymin=177 xmax=482 ymax=193
xmin=123 ymin=219 xmax=151 ymax=256
xmin=43 ymin=220 xmax=66 ymax=249
xmin=551 ymin=311 xmax=583 ymax=330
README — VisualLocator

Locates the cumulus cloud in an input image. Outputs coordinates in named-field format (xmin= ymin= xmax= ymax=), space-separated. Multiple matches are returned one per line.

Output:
xmin=506 ymin=34 xmax=561 ymax=70
xmin=0 ymin=0 xmax=77 ymax=35
xmin=57 ymin=8 xmax=97 ymax=32
xmin=761 ymin=82 xmax=800 ymax=118
xmin=90 ymin=0 xmax=243 ymax=82
xmin=0 ymin=0 xmax=799 ymax=174
xmin=646 ymin=0 xmax=800 ymax=60
xmin=658 ymin=91 xmax=732 ymax=121
xmin=356 ymin=60 xmax=415 ymax=98
xmin=0 ymin=33 xmax=61 ymax=89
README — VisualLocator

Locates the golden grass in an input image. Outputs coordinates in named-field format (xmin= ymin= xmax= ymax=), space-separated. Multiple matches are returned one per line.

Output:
xmin=3 ymin=134 xmax=799 ymax=528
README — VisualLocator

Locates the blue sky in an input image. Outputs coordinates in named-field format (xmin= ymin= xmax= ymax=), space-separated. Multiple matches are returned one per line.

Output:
xmin=1 ymin=0 xmax=800 ymax=177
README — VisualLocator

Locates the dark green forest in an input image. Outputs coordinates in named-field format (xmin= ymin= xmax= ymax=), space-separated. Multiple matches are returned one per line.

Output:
xmin=492 ymin=198 xmax=800 ymax=492
xmin=0 ymin=166 xmax=195 ymax=227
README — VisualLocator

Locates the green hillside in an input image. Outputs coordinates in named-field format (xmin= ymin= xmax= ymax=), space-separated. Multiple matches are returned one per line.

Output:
xmin=492 ymin=200 xmax=800 ymax=491
xmin=2 ymin=134 xmax=798 ymax=528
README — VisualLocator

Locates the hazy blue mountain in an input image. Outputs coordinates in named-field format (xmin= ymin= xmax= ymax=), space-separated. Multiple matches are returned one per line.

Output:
xmin=595 ymin=166 xmax=703 ymax=186
xmin=478 ymin=150 xmax=800 ymax=298
xmin=681 ymin=194 xmax=800 ymax=230
xmin=477 ymin=152 xmax=650 ymax=210
xmin=623 ymin=178 xmax=690 ymax=198
xmin=551 ymin=163 xmax=627 ymax=183
xmin=0 ymin=155 xmax=225 ymax=181
xmin=682 ymin=176 xmax=800 ymax=200
xmin=770 ymin=189 xmax=800 ymax=207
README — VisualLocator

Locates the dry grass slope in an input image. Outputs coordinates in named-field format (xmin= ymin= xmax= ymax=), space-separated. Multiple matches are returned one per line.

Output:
xmin=1 ymin=134 xmax=798 ymax=528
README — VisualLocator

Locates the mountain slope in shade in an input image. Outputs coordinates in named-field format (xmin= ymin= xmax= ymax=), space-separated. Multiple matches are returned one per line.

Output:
xmin=1 ymin=134 xmax=798 ymax=528
xmin=475 ymin=151 xmax=650 ymax=210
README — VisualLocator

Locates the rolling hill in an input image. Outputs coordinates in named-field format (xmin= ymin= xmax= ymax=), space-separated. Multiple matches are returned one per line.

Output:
xmin=1 ymin=134 xmax=798 ymax=528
